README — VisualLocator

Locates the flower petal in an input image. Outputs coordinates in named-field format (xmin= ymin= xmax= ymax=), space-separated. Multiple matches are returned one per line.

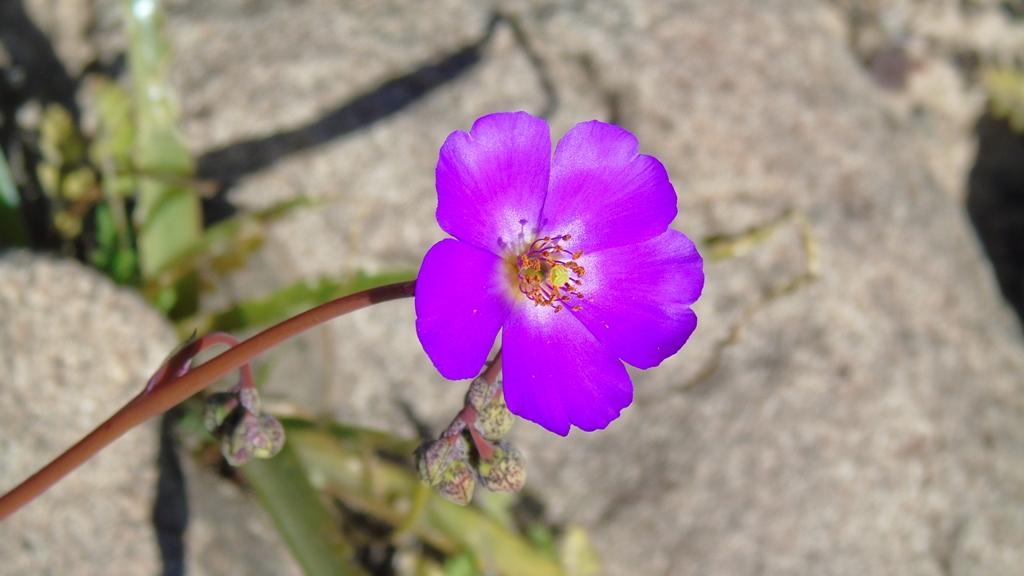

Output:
xmin=436 ymin=111 xmax=551 ymax=254
xmin=572 ymin=229 xmax=704 ymax=369
xmin=502 ymin=304 xmax=633 ymax=435
xmin=415 ymin=239 xmax=512 ymax=379
xmin=541 ymin=120 xmax=678 ymax=252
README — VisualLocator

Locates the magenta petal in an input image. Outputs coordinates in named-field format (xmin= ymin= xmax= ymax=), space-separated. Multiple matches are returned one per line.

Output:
xmin=415 ymin=239 xmax=512 ymax=379
xmin=541 ymin=120 xmax=677 ymax=252
xmin=502 ymin=304 xmax=633 ymax=435
xmin=572 ymin=229 xmax=704 ymax=369
xmin=436 ymin=112 xmax=551 ymax=254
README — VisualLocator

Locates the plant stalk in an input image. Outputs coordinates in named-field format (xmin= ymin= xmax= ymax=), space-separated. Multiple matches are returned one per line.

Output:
xmin=0 ymin=280 xmax=416 ymax=519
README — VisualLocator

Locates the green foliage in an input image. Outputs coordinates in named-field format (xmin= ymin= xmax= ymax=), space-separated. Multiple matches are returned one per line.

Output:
xmin=558 ymin=527 xmax=601 ymax=576
xmin=125 ymin=0 xmax=202 ymax=297
xmin=92 ymin=81 xmax=134 ymax=171
xmin=36 ymin=104 xmax=101 ymax=240
xmin=0 ymin=148 xmax=27 ymax=246
xmin=984 ymin=67 xmax=1024 ymax=133
xmin=88 ymin=79 xmax=140 ymax=282
xmin=442 ymin=554 xmax=477 ymax=576
xmin=176 ymin=269 xmax=416 ymax=336
xmin=37 ymin=105 xmax=89 ymax=197
xmin=89 ymin=204 xmax=139 ymax=284
xmin=146 ymin=197 xmax=316 ymax=307
xmin=285 ymin=420 xmax=571 ymax=576
xmin=243 ymin=443 xmax=367 ymax=576
xmin=90 ymin=78 xmax=139 ymax=199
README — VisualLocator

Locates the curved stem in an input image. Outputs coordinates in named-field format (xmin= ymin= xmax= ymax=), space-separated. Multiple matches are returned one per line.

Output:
xmin=483 ymin=350 xmax=502 ymax=385
xmin=455 ymin=350 xmax=503 ymax=461
xmin=141 ymin=331 xmax=253 ymax=397
xmin=199 ymin=333 xmax=255 ymax=390
xmin=0 ymin=280 xmax=416 ymax=520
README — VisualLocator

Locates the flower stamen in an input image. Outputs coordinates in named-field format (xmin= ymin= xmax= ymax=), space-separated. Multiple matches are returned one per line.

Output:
xmin=516 ymin=234 xmax=585 ymax=312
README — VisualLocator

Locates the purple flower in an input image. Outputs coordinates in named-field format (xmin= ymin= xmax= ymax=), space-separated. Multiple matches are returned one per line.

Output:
xmin=416 ymin=112 xmax=704 ymax=435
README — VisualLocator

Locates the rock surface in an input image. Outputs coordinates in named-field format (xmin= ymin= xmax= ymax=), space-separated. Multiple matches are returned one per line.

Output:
xmin=0 ymin=252 xmax=166 ymax=575
xmin=182 ymin=457 xmax=302 ymax=576
xmin=5 ymin=0 xmax=1024 ymax=574
xmin=0 ymin=252 xmax=300 ymax=576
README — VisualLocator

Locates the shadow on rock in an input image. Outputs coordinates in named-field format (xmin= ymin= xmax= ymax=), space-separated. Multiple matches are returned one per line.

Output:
xmin=0 ymin=0 xmax=79 ymax=119
xmin=153 ymin=409 xmax=188 ymax=576
xmin=195 ymin=12 xmax=557 ymax=195
xmin=967 ymin=113 xmax=1024 ymax=327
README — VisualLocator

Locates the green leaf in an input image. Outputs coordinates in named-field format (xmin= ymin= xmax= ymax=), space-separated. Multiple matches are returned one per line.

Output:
xmin=285 ymin=423 xmax=568 ymax=576
xmin=38 ymin=104 xmax=87 ymax=172
xmin=558 ymin=527 xmax=602 ymax=576
xmin=241 ymin=442 xmax=367 ymax=576
xmin=526 ymin=524 xmax=558 ymax=558
xmin=175 ymin=269 xmax=415 ymax=336
xmin=89 ymin=204 xmax=138 ymax=284
xmin=443 ymin=554 xmax=477 ymax=576
xmin=144 ymin=197 xmax=317 ymax=307
xmin=90 ymin=78 xmax=137 ymax=192
xmin=985 ymin=67 xmax=1024 ymax=133
xmin=0 ymin=148 xmax=27 ymax=246
xmin=125 ymin=0 xmax=202 ymax=283
xmin=34 ymin=104 xmax=102 ymax=243
xmin=89 ymin=78 xmax=139 ymax=278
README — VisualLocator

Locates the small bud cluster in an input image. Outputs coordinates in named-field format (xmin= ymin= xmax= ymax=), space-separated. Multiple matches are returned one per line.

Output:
xmin=465 ymin=376 xmax=515 ymax=442
xmin=415 ymin=377 xmax=525 ymax=505
xmin=204 ymin=387 xmax=285 ymax=466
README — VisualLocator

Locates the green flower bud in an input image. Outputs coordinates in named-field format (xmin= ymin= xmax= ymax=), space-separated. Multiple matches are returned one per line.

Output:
xmin=477 ymin=443 xmax=526 ymax=493
xmin=238 ymin=387 xmax=261 ymax=414
xmin=221 ymin=412 xmax=285 ymax=466
xmin=221 ymin=424 xmax=252 ymax=467
xmin=436 ymin=459 xmax=476 ymax=506
xmin=467 ymin=377 xmax=514 ymax=441
xmin=252 ymin=414 xmax=285 ymax=459
xmin=440 ymin=418 xmax=467 ymax=440
xmin=474 ymin=394 xmax=514 ymax=441
xmin=203 ymin=392 xmax=240 ymax=433
xmin=465 ymin=376 xmax=501 ymax=412
xmin=416 ymin=435 xmax=471 ymax=488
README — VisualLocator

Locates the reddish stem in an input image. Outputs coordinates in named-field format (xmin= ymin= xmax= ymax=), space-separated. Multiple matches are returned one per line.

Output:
xmin=142 ymin=332 xmax=254 ymax=397
xmin=483 ymin=351 xmax=502 ymax=385
xmin=198 ymin=333 xmax=255 ymax=390
xmin=0 ymin=280 xmax=416 ymax=520
xmin=456 ymin=351 xmax=503 ymax=460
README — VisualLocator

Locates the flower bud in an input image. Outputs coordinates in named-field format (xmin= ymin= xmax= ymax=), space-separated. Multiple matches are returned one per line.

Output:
xmin=221 ymin=412 xmax=285 ymax=466
xmin=466 ymin=377 xmax=514 ymax=441
xmin=416 ymin=434 xmax=470 ymax=487
xmin=238 ymin=387 xmax=261 ymax=414
xmin=474 ymin=395 xmax=514 ymax=441
xmin=440 ymin=418 xmax=467 ymax=439
xmin=436 ymin=459 xmax=476 ymax=506
xmin=203 ymin=392 xmax=240 ymax=433
xmin=465 ymin=376 xmax=500 ymax=412
xmin=254 ymin=414 xmax=286 ymax=459
xmin=477 ymin=442 xmax=526 ymax=493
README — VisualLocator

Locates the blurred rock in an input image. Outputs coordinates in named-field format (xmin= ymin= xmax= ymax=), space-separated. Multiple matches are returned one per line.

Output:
xmin=0 ymin=252 xmax=167 ymax=575
xmin=20 ymin=0 xmax=95 ymax=77
xmin=825 ymin=0 xmax=1024 ymax=200
xmin=0 ymin=252 xmax=299 ymax=575
xmin=183 ymin=457 xmax=301 ymax=576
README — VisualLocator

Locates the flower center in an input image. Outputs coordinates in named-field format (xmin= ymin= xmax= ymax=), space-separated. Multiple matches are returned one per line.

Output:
xmin=515 ymin=234 xmax=585 ymax=312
